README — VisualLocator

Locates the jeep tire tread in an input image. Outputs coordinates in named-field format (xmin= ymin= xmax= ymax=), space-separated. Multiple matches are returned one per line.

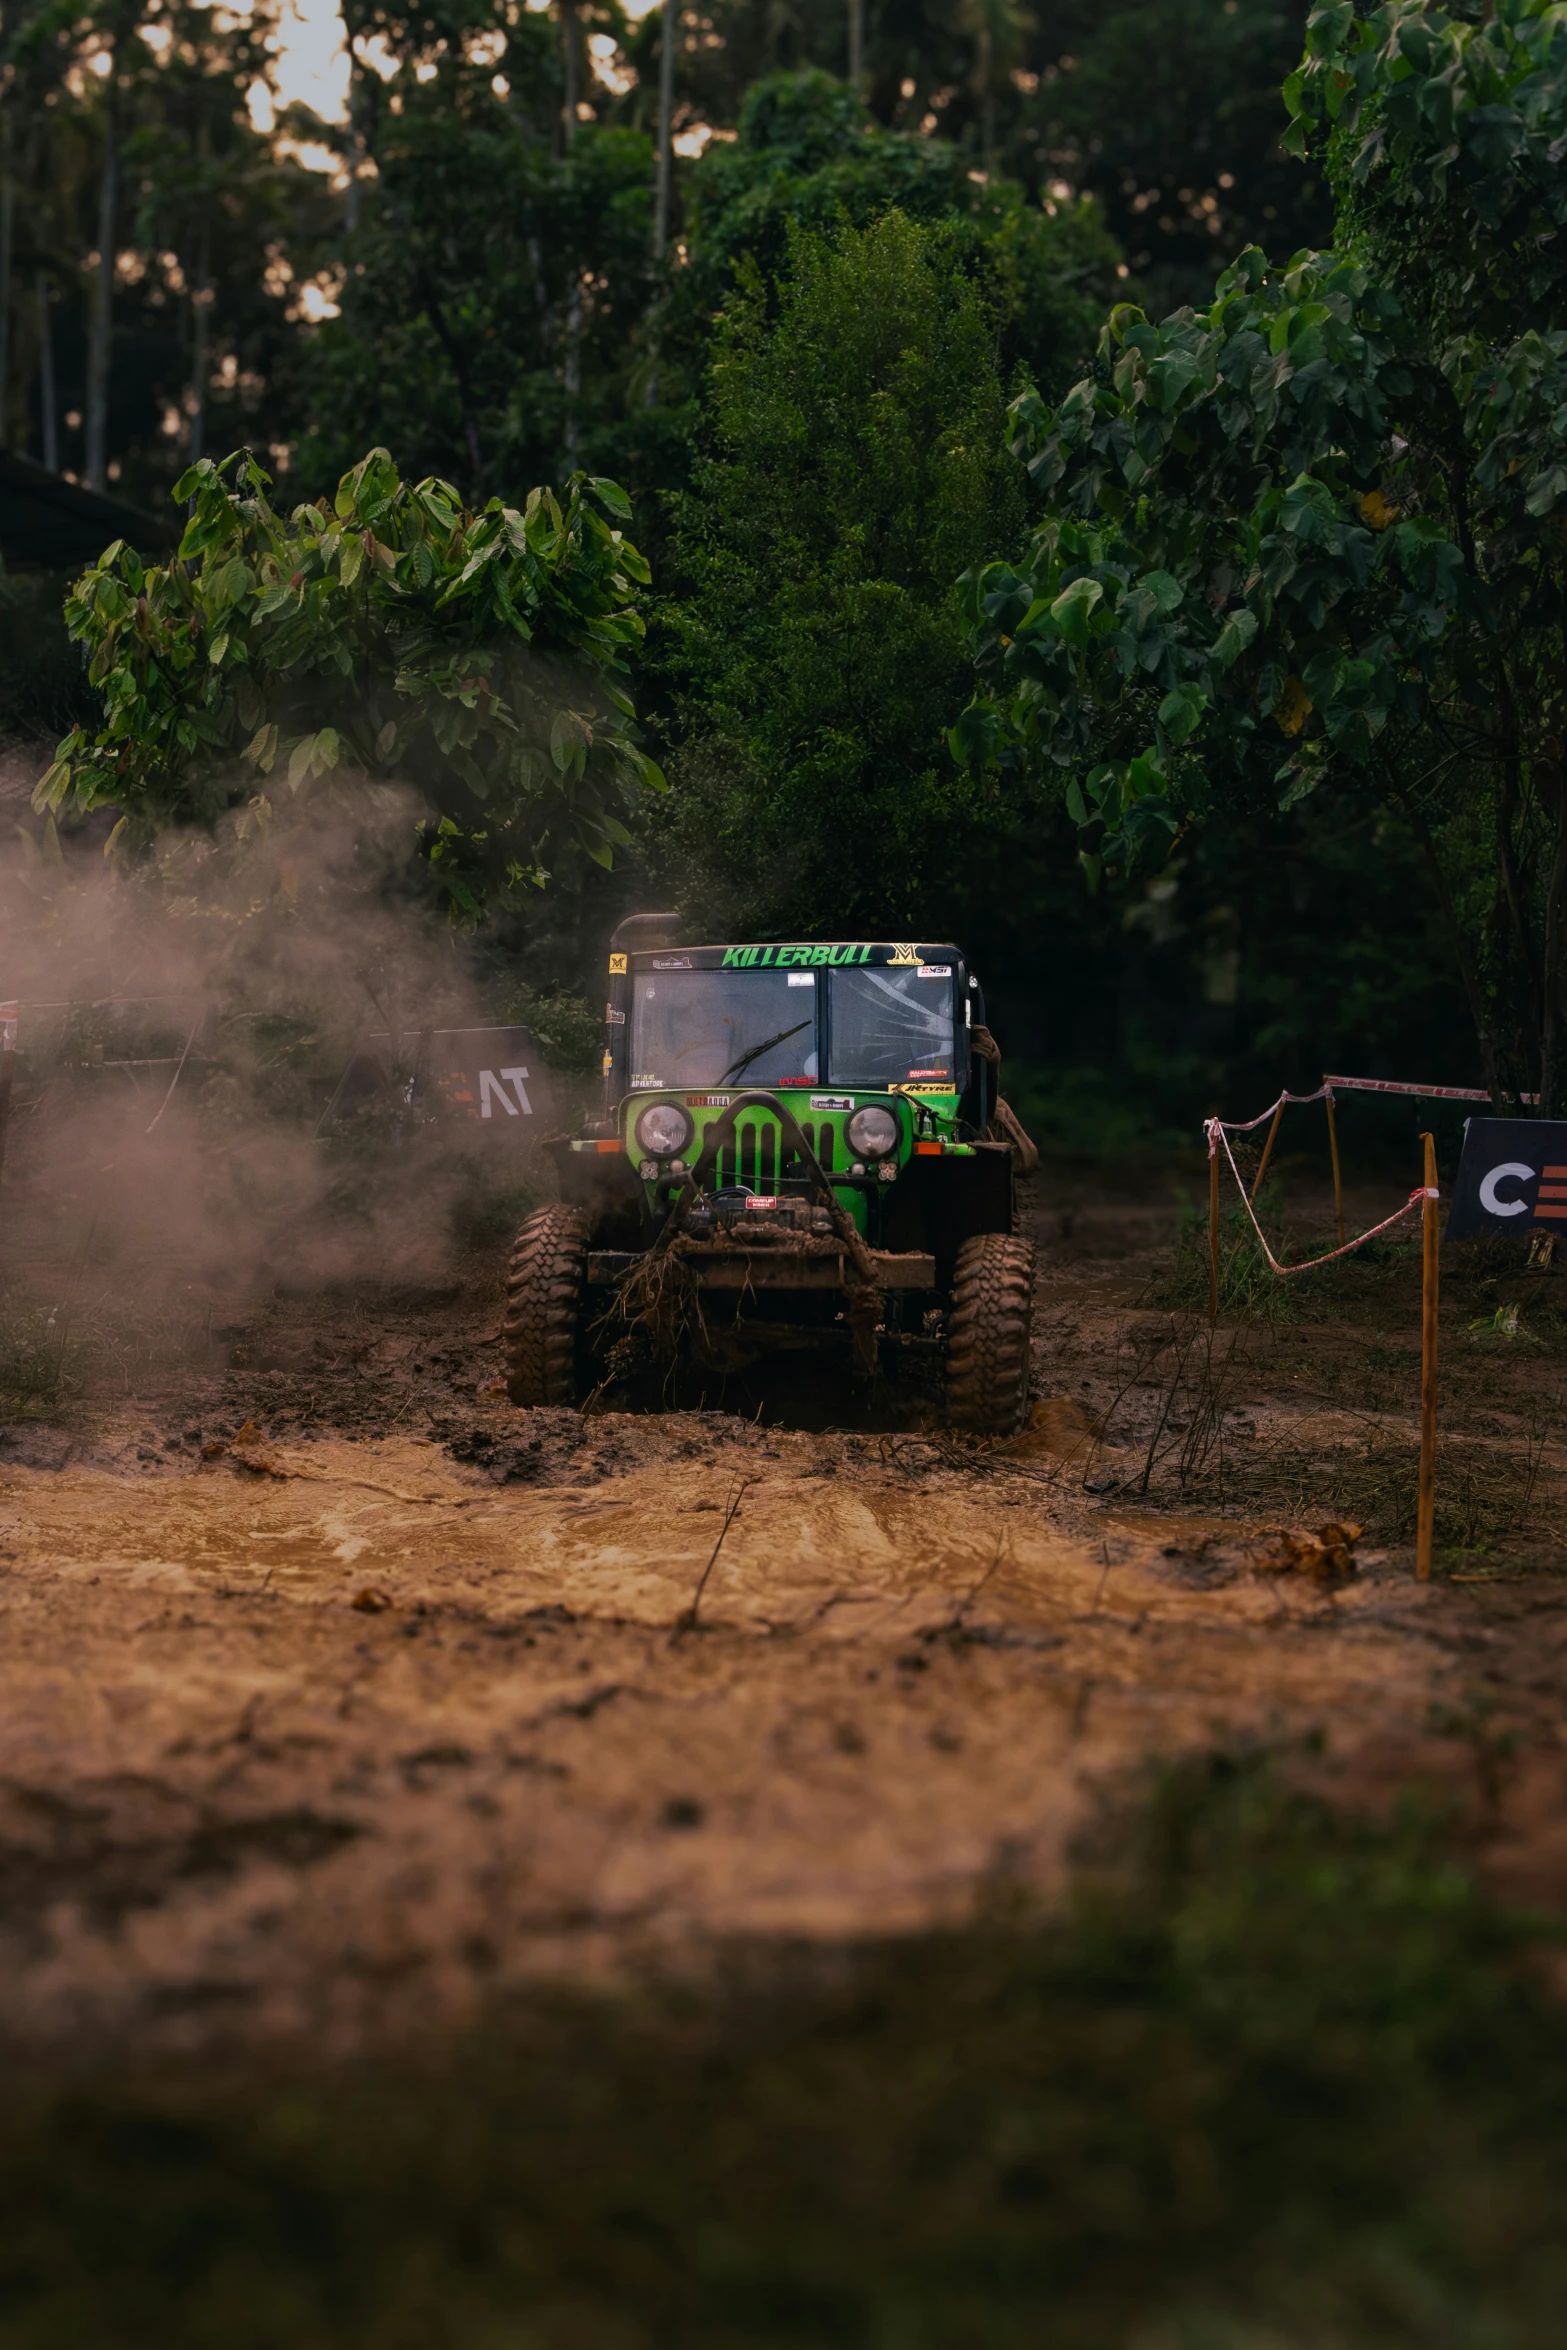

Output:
xmin=504 ymin=1205 xmax=591 ymax=1406
xmin=944 ymin=1232 xmax=1036 ymax=1434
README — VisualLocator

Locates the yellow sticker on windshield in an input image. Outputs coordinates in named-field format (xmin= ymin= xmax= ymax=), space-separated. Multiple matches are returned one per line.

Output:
xmin=608 ymin=953 xmax=628 ymax=974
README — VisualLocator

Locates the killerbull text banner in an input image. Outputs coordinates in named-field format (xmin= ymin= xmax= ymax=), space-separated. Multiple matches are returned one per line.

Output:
xmin=1445 ymin=1117 xmax=1567 ymax=1239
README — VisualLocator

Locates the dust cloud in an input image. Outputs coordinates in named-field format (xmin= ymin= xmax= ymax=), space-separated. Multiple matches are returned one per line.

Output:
xmin=0 ymin=781 xmax=561 ymax=1343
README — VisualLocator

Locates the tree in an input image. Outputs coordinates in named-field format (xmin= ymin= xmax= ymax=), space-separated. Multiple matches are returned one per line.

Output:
xmin=1003 ymin=0 xmax=1331 ymax=314
xmin=955 ymin=0 xmax=1567 ymax=1115
xmin=292 ymin=0 xmax=655 ymax=505
xmin=653 ymin=208 xmax=1037 ymax=935
xmin=655 ymin=69 xmax=1123 ymax=416
xmin=640 ymin=0 xmax=1328 ymax=313
xmin=0 ymin=0 xmax=320 ymax=506
xmin=36 ymin=446 xmax=665 ymax=915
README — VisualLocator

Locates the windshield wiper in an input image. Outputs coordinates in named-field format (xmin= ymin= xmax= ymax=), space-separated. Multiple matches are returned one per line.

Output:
xmin=719 ymin=1018 xmax=811 ymax=1085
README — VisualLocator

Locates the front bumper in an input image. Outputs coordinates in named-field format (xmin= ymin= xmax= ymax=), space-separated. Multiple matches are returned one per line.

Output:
xmin=586 ymin=1245 xmax=937 ymax=1291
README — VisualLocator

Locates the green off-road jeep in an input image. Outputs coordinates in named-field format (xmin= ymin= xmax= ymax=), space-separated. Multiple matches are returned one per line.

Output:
xmin=503 ymin=915 xmax=1040 ymax=1430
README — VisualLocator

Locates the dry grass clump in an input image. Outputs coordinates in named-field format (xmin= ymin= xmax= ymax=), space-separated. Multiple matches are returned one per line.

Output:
xmin=1094 ymin=1299 xmax=1561 ymax=1566
xmin=0 ymin=1301 xmax=81 ymax=1417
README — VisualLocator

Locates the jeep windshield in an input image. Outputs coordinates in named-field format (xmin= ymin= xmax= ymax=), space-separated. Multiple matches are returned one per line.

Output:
xmin=629 ymin=967 xmax=820 ymax=1090
xmin=827 ymin=963 xmax=957 ymax=1089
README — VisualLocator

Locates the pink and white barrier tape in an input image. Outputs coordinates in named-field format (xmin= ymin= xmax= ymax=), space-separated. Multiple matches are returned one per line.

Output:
xmin=1215 ymin=1075 xmax=1535 ymax=1137
xmin=1204 ymin=1115 xmax=1436 ymax=1276
xmin=1213 ymin=1083 xmax=1330 ymax=1133
xmin=1323 ymin=1073 xmax=1538 ymax=1106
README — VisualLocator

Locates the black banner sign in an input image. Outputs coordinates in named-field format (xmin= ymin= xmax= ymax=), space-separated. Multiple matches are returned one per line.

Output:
xmin=413 ymin=1027 xmax=551 ymax=1126
xmin=1446 ymin=1117 xmax=1567 ymax=1239
xmin=322 ymin=1026 xmax=552 ymax=1135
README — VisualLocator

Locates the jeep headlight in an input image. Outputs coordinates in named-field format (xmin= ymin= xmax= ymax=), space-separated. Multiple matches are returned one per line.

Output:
xmin=634 ymin=1101 xmax=694 ymax=1161
xmin=846 ymin=1103 xmax=899 ymax=1159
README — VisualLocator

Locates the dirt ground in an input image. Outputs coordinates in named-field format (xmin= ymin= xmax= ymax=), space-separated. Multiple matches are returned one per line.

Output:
xmin=3 ymin=1166 xmax=1566 ymax=2061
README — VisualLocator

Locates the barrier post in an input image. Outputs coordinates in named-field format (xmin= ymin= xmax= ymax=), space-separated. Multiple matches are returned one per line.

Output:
xmin=1208 ymin=1119 xmax=1220 ymax=1324
xmin=1324 ymin=1080 xmax=1345 ymax=1248
xmin=1249 ymin=1099 xmax=1285 ymax=1204
xmin=1417 ymin=1129 xmax=1439 ymax=1581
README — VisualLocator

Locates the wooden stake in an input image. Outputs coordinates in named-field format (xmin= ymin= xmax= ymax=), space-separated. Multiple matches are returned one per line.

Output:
xmin=1324 ymin=1081 xmax=1345 ymax=1248
xmin=1249 ymin=1099 xmax=1284 ymax=1203
xmin=1417 ymin=1129 xmax=1439 ymax=1582
xmin=1208 ymin=1120 xmax=1220 ymax=1324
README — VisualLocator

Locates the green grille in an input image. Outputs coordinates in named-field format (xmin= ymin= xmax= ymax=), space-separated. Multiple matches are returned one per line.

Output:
xmin=708 ymin=1107 xmax=844 ymax=1189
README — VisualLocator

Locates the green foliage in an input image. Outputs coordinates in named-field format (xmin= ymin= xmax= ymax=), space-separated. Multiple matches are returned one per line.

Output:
xmin=662 ymin=70 xmax=1125 ymax=408
xmin=958 ymin=0 xmax=1567 ymax=1112
xmin=4 ymin=1752 xmax=1567 ymax=2345
xmin=641 ymin=0 xmax=1325 ymax=318
xmin=37 ymin=447 xmax=664 ymax=914
xmin=655 ymin=209 xmax=1032 ymax=934
xmin=488 ymin=975 xmax=604 ymax=1074
xmin=954 ymin=247 xmax=1425 ymax=873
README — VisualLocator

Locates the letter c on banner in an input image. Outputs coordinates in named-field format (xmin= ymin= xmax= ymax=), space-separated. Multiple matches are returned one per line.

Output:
xmin=1479 ymin=1161 xmax=1534 ymax=1217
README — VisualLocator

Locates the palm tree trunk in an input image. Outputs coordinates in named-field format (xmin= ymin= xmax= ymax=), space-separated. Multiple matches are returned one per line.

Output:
xmin=562 ymin=0 xmax=577 ymax=150
xmin=653 ymin=0 xmax=676 ymax=255
xmin=85 ymin=79 xmax=118 ymax=493
xmin=561 ymin=0 xmax=581 ymax=464
xmin=416 ymin=266 xmax=485 ymax=497
xmin=189 ymin=123 xmax=212 ymax=467
xmin=0 ymin=117 xmax=13 ymax=448
xmin=36 ymin=271 xmax=58 ymax=472
xmin=563 ymin=275 xmax=580 ymax=467
xmin=848 ymin=0 xmax=862 ymax=89
xmin=189 ymin=230 xmax=210 ymax=466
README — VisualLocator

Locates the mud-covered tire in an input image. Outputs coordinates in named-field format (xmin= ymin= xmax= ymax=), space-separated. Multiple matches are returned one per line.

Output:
xmin=944 ymin=1232 xmax=1036 ymax=1434
xmin=503 ymin=1205 xmax=591 ymax=1406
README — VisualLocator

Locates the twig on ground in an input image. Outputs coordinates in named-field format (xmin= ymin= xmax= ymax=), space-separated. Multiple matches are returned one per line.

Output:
xmin=671 ymin=1477 xmax=753 ymax=1640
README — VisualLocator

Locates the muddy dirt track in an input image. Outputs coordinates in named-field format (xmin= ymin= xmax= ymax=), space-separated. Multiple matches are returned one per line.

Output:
xmin=4 ymin=1180 xmax=1567 ymax=2059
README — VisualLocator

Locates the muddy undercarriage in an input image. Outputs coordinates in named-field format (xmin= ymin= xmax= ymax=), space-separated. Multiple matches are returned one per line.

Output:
xmin=506 ymin=1194 xmax=1036 ymax=1430
xmin=587 ymin=1229 xmax=943 ymax=1381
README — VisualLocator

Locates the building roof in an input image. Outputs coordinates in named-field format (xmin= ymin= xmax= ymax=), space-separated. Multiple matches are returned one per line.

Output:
xmin=0 ymin=448 xmax=179 ymax=571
